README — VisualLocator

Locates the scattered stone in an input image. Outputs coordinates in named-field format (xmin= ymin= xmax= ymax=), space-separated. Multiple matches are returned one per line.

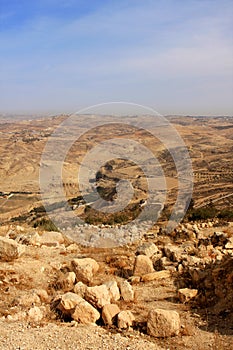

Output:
xmin=102 ymin=304 xmax=120 ymax=326
xmin=104 ymin=281 xmax=120 ymax=302
xmin=133 ymin=255 xmax=154 ymax=276
xmin=34 ymin=289 xmax=50 ymax=303
xmin=141 ymin=270 xmax=171 ymax=282
xmin=128 ymin=276 xmax=141 ymax=284
xmin=71 ymin=258 xmax=99 ymax=284
xmin=0 ymin=236 xmax=25 ymax=261
xmin=117 ymin=310 xmax=135 ymax=329
xmin=164 ymin=244 xmax=183 ymax=262
xmin=71 ymin=298 xmax=100 ymax=324
xmin=57 ymin=271 xmax=76 ymax=291
xmin=66 ymin=243 xmax=80 ymax=253
xmin=73 ymin=281 xmax=87 ymax=298
xmin=147 ymin=308 xmax=180 ymax=337
xmin=85 ymin=285 xmax=111 ymax=308
xmin=225 ymin=236 xmax=233 ymax=249
xmin=39 ymin=231 xmax=64 ymax=247
xmin=56 ymin=292 xmax=100 ymax=324
xmin=119 ymin=280 xmax=134 ymax=302
xmin=57 ymin=292 xmax=83 ymax=315
xmin=13 ymin=291 xmax=41 ymax=307
xmin=178 ymin=288 xmax=198 ymax=303
xmin=27 ymin=306 xmax=44 ymax=322
xmin=6 ymin=311 xmax=27 ymax=322
xmin=136 ymin=243 xmax=159 ymax=258
xmin=16 ymin=232 xmax=41 ymax=246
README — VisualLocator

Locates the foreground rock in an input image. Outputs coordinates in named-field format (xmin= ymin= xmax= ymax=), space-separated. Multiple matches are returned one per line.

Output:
xmin=56 ymin=292 xmax=100 ymax=324
xmin=27 ymin=306 xmax=44 ymax=323
xmin=71 ymin=299 xmax=100 ymax=324
xmin=141 ymin=270 xmax=171 ymax=282
xmin=104 ymin=281 xmax=120 ymax=302
xmin=147 ymin=308 xmax=180 ymax=337
xmin=85 ymin=285 xmax=111 ymax=308
xmin=133 ymin=255 xmax=154 ymax=276
xmin=0 ymin=236 xmax=25 ymax=261
xmin=119 ymin=280 xmax=134 ymax=301
xmin=178 ymin=288 xmax=198 ymax=303
xmin=117 ymin=310 xmax=135 ymax=329
xmin=39 ymin=231 xmax=65 ymax=247
xmin=71 ymin=258 xmax=99 ymax=284
xmin=102 ymin=304 xmax=120 ymax=326
xmin=137 ymin=243 xmax=159 ymax=258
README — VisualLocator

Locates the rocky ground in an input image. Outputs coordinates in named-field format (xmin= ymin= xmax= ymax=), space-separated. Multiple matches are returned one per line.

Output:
xmin=0 ymin=221 xmax=232 ymax=349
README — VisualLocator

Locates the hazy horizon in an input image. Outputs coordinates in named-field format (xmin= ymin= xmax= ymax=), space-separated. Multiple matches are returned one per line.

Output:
xmin=1 ymin=0 xmax=233 ymax=116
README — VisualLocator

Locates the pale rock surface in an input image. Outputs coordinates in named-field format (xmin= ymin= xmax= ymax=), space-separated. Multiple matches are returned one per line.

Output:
xmin=133 ymin=255 xmax=154 ymax=276
xmin=118 ymin=280 xmax=134 ymax=301
xmin=164 ymin=244 xmax=183 ymax=262
xmin=178 ymin=288 xmax=198 ymax=303
xmin=225 ymin=236 xmax=233 ymax=249
xmin=73 ymin=281 xmax=87 ymax=298
xmin=57 ymin=271 xmax=76 ymax=291
xmin=57 ymin=292 xmax=82 ymax=315
xmin=104 ymin=281 xmax=120 ymax=302
xmin=0 ymin=236 xmax=25 ymax=261
xmin=85 ymin=284 xmax=111 ymax=308
xmin=147 ymin=308 xmax=180 ymax=337
xmin=71 ymin=258 xmax=99 ymax=284
xmin=71 ymin=298 xmax=100 ymax=324
xmin=39 ymin=231 xmax=64 ymax=247
xmin=117 ymin=310 xmax=135 ymax=329
xmin=102 ymin=304 xmax=120 ymax=325
xmin=27 ymin=306 xmax=44 ymax=322
xmin=13 ymin=290 xmax=41 ymax=307
xmin=137 ymin=243 xmax=159 ymax=258
xmin=141 ymin=270 xmax=171 ymax=282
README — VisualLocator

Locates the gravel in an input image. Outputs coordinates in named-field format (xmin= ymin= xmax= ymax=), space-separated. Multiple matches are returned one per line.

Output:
xmin=0 ymin=321 xmax=162 ymax=350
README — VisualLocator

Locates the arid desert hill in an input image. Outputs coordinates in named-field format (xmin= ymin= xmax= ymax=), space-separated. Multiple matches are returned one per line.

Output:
xmin=0 ymin=115 xmax=232 ymax=226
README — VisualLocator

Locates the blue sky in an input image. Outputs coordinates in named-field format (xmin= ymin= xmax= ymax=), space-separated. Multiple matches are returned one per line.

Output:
xmin=0 ymin=0 xmax=233 ymax=115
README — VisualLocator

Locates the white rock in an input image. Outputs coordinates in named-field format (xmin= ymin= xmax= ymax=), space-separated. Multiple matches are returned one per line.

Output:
xmin=133 ymin=255 xmax=154 ymax=276
xmin=0 ymin=236 xmax=25 ymax=261
xmin=73 ymin=281 xmax=87 ymax=298
xmin=225 ymin=237 xmax=233 ymax=249
xmin=71 ymin=298 xmax=100 ymax=324
xmin=104 ymin=281 xmax=120 ymax=302
xmin=102 ymin=304 xmax=120 ymax=325
xmin=57 ymin=271 xmax=76 ymax=291
xmin=119 ymin=280 xmax=134 ymax=302
xmin=147 ymin=308 xmax=180 ymax=337
xmin=58 ymin=292 xmax=82 ymax=314
xmin=85 ymin=284 xmax=111 ymax=308
xmin=137 ymin=243 xmax=159 ymax=258
xmin=71 ymin=258 xmax=99 ymax=284
xmin=117 ymin=310 xmax=135 ymax=329
xmin=141 ymin=270 xmax=171 ymax=282
xmin=27 ymin=306 xmax=44 ymax=322
xmin=178 ymin=288 xmax=198 ymax=303
xmin=39 ymin=231 xmax=64 ymax=246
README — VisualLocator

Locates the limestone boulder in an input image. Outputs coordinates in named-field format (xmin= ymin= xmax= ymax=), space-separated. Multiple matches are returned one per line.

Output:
xmin=136 ymin=243 xmax=159 ymax=258
xmin=117 ymin=310 xmax=135 ymax=329
xmin=178 ymin=288 xmax=198 ymax=303
xmin=133 ymin=255 xmax=154 ymax=276
xmin=104 ymin=281 xmax=120 ymax=302
xmin=0 ymin=236 xmax=25 ymax=261
xmin=71 ymin=258 xmax=99 ymax=284
xmin=85 ymin=284 xmax=111 ymax=309
xmin=147 ymin=308 xmax=180 ymax=337
xmin=118 ymin=280 xmax=134 ymax=302
xmin=102 ymin=304 xmax=120 ymax=326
